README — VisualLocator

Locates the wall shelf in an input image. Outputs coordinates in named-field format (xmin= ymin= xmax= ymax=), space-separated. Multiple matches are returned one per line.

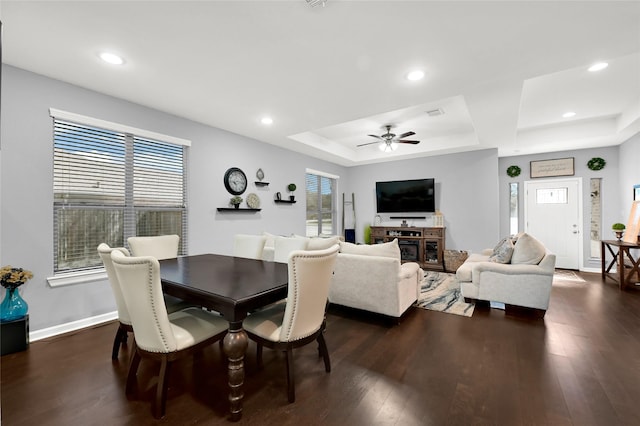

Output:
xmin=254 ymin=181 xmax=269 ymax=187
xmin=217 ymin=208 xmax=261 ymax=212
xmin=274 ymin=200 xmax=296 ymax=204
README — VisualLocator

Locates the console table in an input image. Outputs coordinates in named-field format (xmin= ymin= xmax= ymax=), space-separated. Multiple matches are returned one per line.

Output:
xmin=600 ymin=239 xmax=640 ymax=290
xmin=370 ymin=226 xmax=445 ymax=271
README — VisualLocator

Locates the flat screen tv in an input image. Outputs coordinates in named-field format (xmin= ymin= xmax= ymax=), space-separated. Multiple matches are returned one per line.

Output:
xmin=376 ymin=178 xmax=435 ymax=213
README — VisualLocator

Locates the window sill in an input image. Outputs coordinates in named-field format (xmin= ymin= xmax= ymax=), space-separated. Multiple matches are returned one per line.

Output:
xmin=47 ymin=269 xmax=108 ymax=288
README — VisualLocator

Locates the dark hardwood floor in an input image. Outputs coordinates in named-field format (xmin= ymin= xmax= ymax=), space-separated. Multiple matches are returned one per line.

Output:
xmin=2 ymin=271 xmax=640 ymax=425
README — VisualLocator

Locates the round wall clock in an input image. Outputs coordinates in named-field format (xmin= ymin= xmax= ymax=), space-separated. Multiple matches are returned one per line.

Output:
xmin=224 ymin=167 xmax=247 ymax=195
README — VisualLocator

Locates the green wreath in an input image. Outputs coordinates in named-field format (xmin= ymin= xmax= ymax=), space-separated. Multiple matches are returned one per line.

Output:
xmin=506 ymin=165 xmax=521 ymax=178
xmin=587 ymin=157 xmax=606 ymax=171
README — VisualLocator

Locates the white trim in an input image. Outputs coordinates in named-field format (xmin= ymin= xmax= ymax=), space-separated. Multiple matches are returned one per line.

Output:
xmin=47 ymin=268 xmax=108 ymax=288
xmin=29 ymin=311 xmax=118 ymax=342
xmin=49 ymin=108 xmax=191 ymax=147
xmin=581 ymin=267 xmax=601 ymax=274
xmin=305 ymin=168 xmax=340 ymax=180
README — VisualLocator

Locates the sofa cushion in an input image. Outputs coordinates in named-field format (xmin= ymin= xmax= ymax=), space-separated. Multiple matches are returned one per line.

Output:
xmin=511 ymin=233 xmax=546 ymax=265
xmin=339 ymin=238 xmax=400 ymax=260
xmin=307 ymin=236 xmax=341 ymax=251
xmin=489 ymin=237 xmax=514 ymax=264
xmin=262 ymin=231 xmax=277 ymax=249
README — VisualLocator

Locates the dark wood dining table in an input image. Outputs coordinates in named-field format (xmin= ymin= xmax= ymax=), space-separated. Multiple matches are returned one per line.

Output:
xmin=159 ymin=254 xmax=289 ymax=421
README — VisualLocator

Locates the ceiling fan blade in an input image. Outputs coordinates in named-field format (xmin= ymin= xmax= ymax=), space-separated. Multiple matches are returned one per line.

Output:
xmin=398 ymin=131 xmax=415 ymax=138
xmin=367 ymin=134 xmax=384 ymax=140
xmin=356 ymin=141 xmax=382 ymax=147
xmin=396 ymin=140 xmax=420 ymax=144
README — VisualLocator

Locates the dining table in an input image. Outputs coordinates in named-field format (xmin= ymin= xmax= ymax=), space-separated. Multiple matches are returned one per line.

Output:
xmin=159 ymin=253 xmax=289 ymax=421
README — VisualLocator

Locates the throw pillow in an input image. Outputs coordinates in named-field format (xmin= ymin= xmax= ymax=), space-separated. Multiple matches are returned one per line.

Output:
xmin=339 ymin=238 xmax=400 ymax=260
xmin=307 ymin=236 xmax=341 ymax=251
xmin=489 ymin=237 xmax=514 ymax=263
xmin=511 ymin=233 xmax=546 ymax=265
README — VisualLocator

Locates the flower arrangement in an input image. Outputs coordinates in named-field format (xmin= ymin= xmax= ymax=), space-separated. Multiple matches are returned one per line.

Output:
xmin=612 ymin=223 xmax=626 ymax=231
xmin=0 ymin=266 xmax=33 ymax=290
xmin=230 ymin=196 xmax=243 ymax=206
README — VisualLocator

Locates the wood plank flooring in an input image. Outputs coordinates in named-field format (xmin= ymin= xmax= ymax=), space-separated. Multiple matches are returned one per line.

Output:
xmin=2 ymin=271 xmax=640 ymax=425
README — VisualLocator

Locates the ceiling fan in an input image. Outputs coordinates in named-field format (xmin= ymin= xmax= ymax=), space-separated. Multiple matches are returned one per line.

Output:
xmin=356 ymin=125 xmax=420 ymax=151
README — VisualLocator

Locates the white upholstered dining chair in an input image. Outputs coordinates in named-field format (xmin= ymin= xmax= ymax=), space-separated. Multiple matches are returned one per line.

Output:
xmin=127 ymin=234 xmax=180 ymax=260
xmin=98 ymin=243 xmax=193 ymax=360
xmin=273 ymin=235 xmax=309 ymax=263
xmin=233 ymin=234 xmax=267 ymax=260
xmin=110 ymin=250 xmax=228 ymax=419
xmin=243 ymin=244 xmax=339 ymax=402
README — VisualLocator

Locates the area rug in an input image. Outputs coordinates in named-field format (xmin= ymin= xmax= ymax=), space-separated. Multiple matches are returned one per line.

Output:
xmin=415 ymin=271 xmax=475 ymax=317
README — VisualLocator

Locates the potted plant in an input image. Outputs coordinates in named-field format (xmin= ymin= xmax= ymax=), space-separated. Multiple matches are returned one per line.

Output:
xmin=612 ymin=223 xmax=625 ymax=240
xmin=287 ymin=183 xmax=296 ymax=201
xmin=230 ymin=196 xmax=243 ymax=209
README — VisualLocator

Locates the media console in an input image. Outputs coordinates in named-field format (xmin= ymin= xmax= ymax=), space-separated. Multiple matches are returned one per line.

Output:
xmin=370 ymin=226 xmax=445 ymax=271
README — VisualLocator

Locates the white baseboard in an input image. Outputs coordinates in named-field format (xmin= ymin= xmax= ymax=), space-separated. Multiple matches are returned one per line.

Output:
xmin=29 ymin=311 xmax=118 ymax=342
xmin=580 ymin=267 xmax=601 ymax=273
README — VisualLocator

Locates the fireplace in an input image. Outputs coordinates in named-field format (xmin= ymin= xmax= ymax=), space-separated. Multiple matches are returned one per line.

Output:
xmin=399 ymin=240 xmax=420 ymax=262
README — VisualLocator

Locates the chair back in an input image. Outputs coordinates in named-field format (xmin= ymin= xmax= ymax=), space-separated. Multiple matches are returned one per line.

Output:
xmin=128 ymin=235 xmax=180 ymax=260
xmin=233 ymin=234 xmax=267 ymax=260
xmin=98 ymin=243 xmax=132 ymax=325
xmin=273 ymin=236 xmax=309 ymax=263
xmin=110 ymin=250 xmax=178 ymax=353
xmin=280 ymin=245 xmax=339 ymax=342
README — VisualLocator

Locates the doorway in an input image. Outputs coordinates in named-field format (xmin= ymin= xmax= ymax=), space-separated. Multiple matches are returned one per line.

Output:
xmin=524 ymin=178 xmax=582 ymax=270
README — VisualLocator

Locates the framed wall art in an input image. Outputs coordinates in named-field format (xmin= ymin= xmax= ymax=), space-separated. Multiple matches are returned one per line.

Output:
xmin=530 ymin=157 xmax=575 ymax=178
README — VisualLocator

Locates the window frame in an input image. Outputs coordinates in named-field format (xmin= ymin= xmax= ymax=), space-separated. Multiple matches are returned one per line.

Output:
xmin=305 ymin=169 xmax=339 ymax=237
xmin=49 ymin=109 xmax=190 ymax=284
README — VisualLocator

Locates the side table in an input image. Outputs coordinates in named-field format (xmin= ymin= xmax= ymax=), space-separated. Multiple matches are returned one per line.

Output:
xmin=1 ymin=314 xmax=30 ymax=356
xmin=601 ymin=240 xmax=640 ymax=290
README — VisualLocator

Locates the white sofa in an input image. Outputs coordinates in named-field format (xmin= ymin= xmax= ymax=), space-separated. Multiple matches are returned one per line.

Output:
xmin=456 ymin=233 xmax=556 ymax=317
xmin=259 ymin=233 xmax=423 ymax=319
xmin=329 ymin=239 xmax=423 ymax=319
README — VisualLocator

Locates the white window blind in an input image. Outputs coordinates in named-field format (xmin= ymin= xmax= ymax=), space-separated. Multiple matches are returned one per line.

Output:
xmin=305 ymin=172 xmax=336 ymax=237
xmin=53 ymin=117 xmax=188 ymax=273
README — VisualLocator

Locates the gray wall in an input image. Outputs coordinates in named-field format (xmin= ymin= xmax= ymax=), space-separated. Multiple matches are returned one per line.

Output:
xmin=3 ymin=64 xmax=637 ymax=332
xmin=348 ymin=149 xmax=500 ymax=253
xmin=0 ymin=65 xmax=346 ymax=331
xmin=498 ymin=146 xmax=625 ymax=269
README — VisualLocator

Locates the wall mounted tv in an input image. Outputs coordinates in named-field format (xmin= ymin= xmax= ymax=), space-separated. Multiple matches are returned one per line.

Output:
xmin=375 ymin=178 xmax=435 ymax=213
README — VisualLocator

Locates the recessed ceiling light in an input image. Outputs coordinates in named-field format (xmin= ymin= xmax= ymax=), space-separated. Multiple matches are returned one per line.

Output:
xmin=99 ymin=52 xmax=124 ymax=65
xmin=588 ymin=62 xmax=608 ymax=72
xmin=261 ymin=117 xmax=273 ymax=125
xmin=562 ymin=111 xmax=576 ymax=118
xmin=406 ymin=70 xmax=424 ymax=81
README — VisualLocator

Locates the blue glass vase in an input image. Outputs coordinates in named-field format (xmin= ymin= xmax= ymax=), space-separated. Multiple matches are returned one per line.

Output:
xmin=0 ymin=287 xmax=29 ymax=322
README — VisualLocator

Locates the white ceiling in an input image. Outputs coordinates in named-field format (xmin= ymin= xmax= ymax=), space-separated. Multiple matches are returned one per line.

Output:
xmin=2 ymin=1 xmax=639 ymax=166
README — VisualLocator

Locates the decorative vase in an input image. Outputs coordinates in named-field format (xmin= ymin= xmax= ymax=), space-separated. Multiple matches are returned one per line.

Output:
xmin=289 ymin=195 xmax=295 ymax=202
xmin=233 ymin=204 xmax=240 ymax=209
xmin=0 ymin=288 xmax=29 ymax=322
xmin=614 ymin=230 xmax=623 ymax=241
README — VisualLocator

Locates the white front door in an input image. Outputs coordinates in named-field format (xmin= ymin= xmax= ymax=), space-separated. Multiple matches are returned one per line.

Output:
xmin=525 ymin=178 xmax=582 ymax=270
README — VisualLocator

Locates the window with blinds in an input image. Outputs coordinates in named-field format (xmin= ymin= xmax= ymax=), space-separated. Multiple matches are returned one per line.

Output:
xmin=53 ymin=118 xmax=188 ymax=273
xmin=305 ymin=172 xmax=336 ymax=237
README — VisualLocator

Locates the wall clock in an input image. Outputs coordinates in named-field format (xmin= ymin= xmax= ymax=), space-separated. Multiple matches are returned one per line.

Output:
xmin=224 ymin=167 xmax=247 ymax=195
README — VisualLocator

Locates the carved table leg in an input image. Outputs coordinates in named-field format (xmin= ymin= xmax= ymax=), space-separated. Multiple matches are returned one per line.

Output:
xmin=223 ymin=321 xmax=248 ymax=421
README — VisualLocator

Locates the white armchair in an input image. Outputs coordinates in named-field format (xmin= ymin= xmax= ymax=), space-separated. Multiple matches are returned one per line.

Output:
xmin=457 ymin=233 xmax=556 ymax=317
xmin=329 ymin=239 xmax=423 ymax=319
